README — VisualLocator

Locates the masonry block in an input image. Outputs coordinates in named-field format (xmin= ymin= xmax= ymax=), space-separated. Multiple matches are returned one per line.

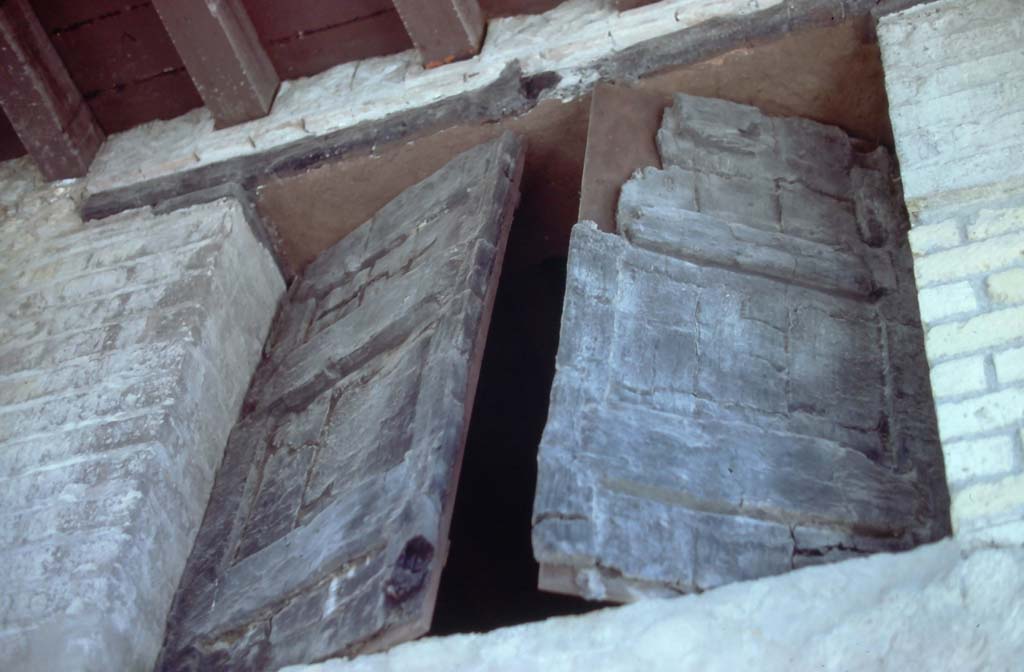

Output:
xmin=929 ymin=356 xmax=989 ymax=399
xmin=0 ymin=191 xmax=283 ymax=671
xmin=917 ymin=281 xmax=979 ymax=324
xmin=936 ymin=387 xmax=1024 ymax=442
xmin=907 ymin=218 xmax=962 ymax=256
xmin=925 ymin=306 xmax=1024 ymax=361
xmin=970 ymin=205 xmax=1024 ymax=241
xmin=994 ymin=347 xmax=1024 ymax=385
xmin=987 ymin=268 xmax=1024 ymax=306
xmin=943 ymin=435 xmax=1017 ymax=486
xmin=879 ymin=0 xmax=1024 ymax=203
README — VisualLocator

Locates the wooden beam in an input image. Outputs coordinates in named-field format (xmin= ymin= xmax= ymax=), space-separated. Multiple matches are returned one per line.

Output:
xmin=579 ymin=83 xmax=665 ymax=233
xmin=392 ymin=0 xmax=484 ymax=68
xmin=0 ymin=0 xmax=103 ymax=180
xmin=152 ymin=0 xmax=279 ymax=128
xmin=614 ymin=0 xmax=660 ymax=9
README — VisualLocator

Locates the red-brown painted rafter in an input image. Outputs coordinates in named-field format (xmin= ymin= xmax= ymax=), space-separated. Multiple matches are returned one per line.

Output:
xmin=0 ymin=0 xmax=104 ymax=179
xmin=392 ymin=0 xmax=484 ymax=68
xmin=152 ymin=0 xmax=279 ymax=127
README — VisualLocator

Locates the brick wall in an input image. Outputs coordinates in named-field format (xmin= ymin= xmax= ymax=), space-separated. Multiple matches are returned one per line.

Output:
xmin=0 ymin=159 xmax=284 ymax=670
xmin=879 ymin=0 xmax=1024 ymax=546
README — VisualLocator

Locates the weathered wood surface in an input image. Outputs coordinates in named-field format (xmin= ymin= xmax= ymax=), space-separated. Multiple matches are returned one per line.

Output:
xmin=159 ymin=132 xmax=525 ymax=670
xmin=0 ymin=0 xmax=103 ymax=179
xmin=578 ymin=83 xmax=665 ymax=233
xmin=533 ymin=94 xmax=949 ymax=602
xmin=153 ymin=0 xmax=279 ymax=127
xmin=392 ymin=0 xmax=484 ymax=67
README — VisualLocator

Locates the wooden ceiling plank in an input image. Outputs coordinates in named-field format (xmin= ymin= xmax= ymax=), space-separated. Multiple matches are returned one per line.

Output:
xmin=152 ymin=0 xmax=279 ymax=128
xmin=0 ymin=0 xmax=104 ymax=180
xmin=392 ymin=0 xmax=484 ymax=68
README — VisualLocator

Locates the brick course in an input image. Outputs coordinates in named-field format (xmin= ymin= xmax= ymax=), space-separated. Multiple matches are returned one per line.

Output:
xmin=881 ymin=0 xmax=1024 ymax=545
xmin=0 ymin=160 xmax=283 ymax=671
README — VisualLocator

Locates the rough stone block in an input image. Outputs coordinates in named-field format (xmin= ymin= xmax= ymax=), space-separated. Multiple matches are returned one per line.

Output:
xmin=159 ymin=133 xmax=525 ymax=670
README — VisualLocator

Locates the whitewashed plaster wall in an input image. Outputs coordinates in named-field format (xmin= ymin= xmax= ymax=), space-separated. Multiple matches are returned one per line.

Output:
xmin=0 ymin=160 xmax=284 ymax=671
xmin=879 ymin=0 xmax=1024 ymax=546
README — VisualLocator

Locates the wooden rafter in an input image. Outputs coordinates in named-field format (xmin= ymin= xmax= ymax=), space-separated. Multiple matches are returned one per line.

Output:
xmin=392 ymin=0 xmax=484 ymax=68
xmin=0 ymin=0 xmax=104 ymax=180
xmin=152 ymin=0 xmax=279 ymax=127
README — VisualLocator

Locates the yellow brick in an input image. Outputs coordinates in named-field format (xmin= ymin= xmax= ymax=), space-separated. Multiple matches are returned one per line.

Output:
xmin=994 ymin=346 xmax=1024 ymax=384
xmin=969 ymin=205 xmax=1024 ymax=240
xmin=926 ymin=305 xmax=1024 ymax=359
xmin=943 ymin=434 xmax=1016 ymax=484
xmin=930 ymin=356 xmax=988 ymax=398
xmin=908 ymin=218 xmax=962 ymax=255
xmin=914 ymin=232 xmax=1024 ymax=287
xmin=936 ymin=386 xmax=1024 ymax=440
xmin=987 ymin=267 xmax=1024 ymax=305
xmin=918 ymin=281 xmax=978 ymax=324
xmin=952 ymin=472 xmax=1024 ymax=531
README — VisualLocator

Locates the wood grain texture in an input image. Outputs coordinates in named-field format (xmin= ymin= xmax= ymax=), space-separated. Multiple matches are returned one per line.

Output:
xmin=159 ymin=133 xmax=525 ymax=670
xmin=0 ymin=0 xmax=103 ymax=179
xmin=153 ymin=0 xmax=279 ymax=127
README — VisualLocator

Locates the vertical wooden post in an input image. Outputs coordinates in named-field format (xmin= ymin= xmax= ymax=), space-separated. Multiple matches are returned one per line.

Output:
xmin=0 ymin=0 xmax=104 ymax=180
xmin=392 ymin=0 xmax=484 ymax=68
xmin=152 ymin=0 xmax=279 ymax=128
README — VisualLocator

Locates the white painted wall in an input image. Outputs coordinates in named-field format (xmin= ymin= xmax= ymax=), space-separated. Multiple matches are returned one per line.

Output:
xmin=880 ymin=0 xmax=1024 ymax=546
xmin=0 ymin=159 xmax=284 ymax=670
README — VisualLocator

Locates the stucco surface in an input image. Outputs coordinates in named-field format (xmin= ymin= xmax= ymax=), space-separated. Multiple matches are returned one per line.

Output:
xmin=285 ymin=540 xmax=1024 ymax=672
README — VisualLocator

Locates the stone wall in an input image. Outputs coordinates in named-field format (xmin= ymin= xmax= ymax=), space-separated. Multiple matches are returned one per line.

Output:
xmin=0 ymin=161 xmax=284 ymax=671
xmin=879 ymin=0 xmax=1024 ymax=546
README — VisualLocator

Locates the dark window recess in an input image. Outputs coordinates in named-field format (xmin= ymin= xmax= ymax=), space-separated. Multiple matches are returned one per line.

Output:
xmin=430 ymin=254 xmax=607 ymax=635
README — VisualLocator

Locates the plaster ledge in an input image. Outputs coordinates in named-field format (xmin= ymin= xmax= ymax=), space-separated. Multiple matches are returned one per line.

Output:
xmin=284 ymin=539 xmax=1024 ymax=672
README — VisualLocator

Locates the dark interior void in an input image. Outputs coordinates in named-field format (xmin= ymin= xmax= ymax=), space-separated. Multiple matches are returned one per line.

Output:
xmin=430 ymin=252 xmax=607 ymax=635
